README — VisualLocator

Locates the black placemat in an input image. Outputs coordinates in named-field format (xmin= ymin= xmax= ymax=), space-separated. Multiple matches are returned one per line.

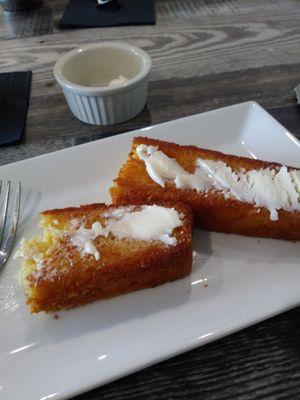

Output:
xmin=59 ymin=0 xmax=155 ymax=29
xmin=0 ymin=71 xmax=32 ymax=146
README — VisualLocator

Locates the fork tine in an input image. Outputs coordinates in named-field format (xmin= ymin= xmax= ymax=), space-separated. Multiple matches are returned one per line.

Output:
xmin=9 ymin=182 xmax=21 ymax=238
xmin=0 ymin=181 xmax=10 ymax=246
xmin=0 ymin=182 xmax=21 ymax=264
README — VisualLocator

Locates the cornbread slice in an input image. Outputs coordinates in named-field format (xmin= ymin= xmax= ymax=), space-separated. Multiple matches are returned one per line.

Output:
xmin=110 ymin=137 xmax=300 ymax=241
xmin=17 ymin=202 xmax=193 ymax=313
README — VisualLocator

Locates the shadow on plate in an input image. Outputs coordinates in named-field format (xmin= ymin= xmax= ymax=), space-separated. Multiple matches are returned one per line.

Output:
xmin=18 ymin=188 xmax=42 ymax=234
xmin=22 ymin=264 xmax=194 ymax=346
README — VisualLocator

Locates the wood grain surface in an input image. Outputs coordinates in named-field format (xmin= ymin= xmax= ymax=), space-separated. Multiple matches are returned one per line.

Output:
xmin=1 ymin=1 xmax=300 ymax=399
xmin=0 ymin=0 xmax=300 ymax=166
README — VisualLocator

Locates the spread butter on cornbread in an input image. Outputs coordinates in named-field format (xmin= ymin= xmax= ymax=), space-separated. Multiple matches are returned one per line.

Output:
xmin=110 ymin=137 xmax=300 ymax=241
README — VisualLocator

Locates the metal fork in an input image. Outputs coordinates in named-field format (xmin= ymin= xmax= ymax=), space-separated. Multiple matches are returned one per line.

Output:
xmin=0 ymin=181 xmax=21 ymax=270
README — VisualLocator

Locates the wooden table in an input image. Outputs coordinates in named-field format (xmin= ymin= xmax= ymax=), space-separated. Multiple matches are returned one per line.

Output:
xmin=1 ymin=0 xmax=300 ymax=398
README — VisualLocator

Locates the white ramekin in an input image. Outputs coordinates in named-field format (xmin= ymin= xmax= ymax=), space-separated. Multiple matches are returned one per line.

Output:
xmin=53 ymin=42 xmax=152 ymax=126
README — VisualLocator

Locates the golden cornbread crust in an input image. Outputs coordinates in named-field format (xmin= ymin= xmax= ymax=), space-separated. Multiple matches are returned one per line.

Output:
xmin=23 ymin=202 xmax=193 ymax=313
xmin=110 ymin=137 xmax=300 ymax=241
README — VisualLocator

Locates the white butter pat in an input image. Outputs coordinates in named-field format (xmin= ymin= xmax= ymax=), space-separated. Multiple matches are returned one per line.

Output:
xmin=108 ymin=75 xmax=128 ymax=87
xmin=71 ymin=222 xmax=105 ymax=261
xmin=136 ymin=144 xmax=300 ymax=221
xmin=70 ymin=205 xmax=183 ymax=261
xmin=106 ymin=205 xmax=182 ymax=245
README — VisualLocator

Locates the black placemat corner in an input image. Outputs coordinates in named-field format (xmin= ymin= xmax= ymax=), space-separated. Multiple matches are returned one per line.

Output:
xmin=59 ymin=0 xmax=155 ymax=29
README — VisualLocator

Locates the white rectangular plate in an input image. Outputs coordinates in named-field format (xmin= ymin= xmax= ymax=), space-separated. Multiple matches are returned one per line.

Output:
xmin=0 ymin=102 xmax=299 ymax=400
